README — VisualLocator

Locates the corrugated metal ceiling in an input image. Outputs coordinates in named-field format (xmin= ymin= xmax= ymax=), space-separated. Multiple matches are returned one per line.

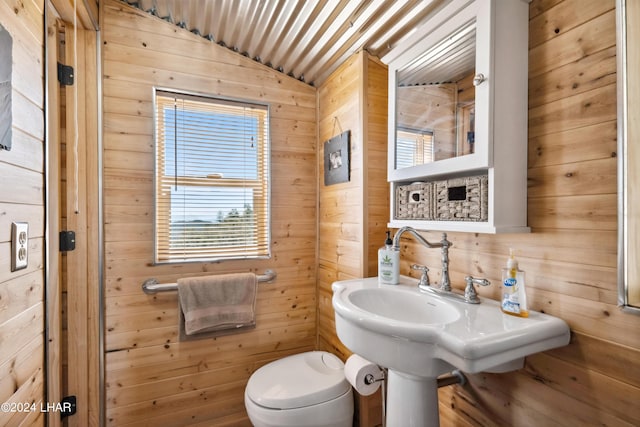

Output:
xmin=121 ymin=0 xmax=458 ymax=86
xmin=396 ymin=19 xmax=475 ymax=86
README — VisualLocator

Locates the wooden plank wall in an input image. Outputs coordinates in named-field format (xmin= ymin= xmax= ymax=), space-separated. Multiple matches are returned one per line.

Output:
xmin=317 ymin=51 xmax=388 ymax=427
xmin=364 ymin=57 xmax=391 ymax=282
xmin=398 ymin=0 xmax=640 ymax=425
xmin=59 ymin=23 xmax=101 ymax=427
xmin=317 ymin=52 xmax=364 ymax=361
xmin=101 ymin=1 xmax=317 ymax=425
xmin=45 ymin=11 xmax=62 ymax=427
xmin=318 ymin=53 xmax=382 ymax=359
xmin=52 ymin=0 xmax=98 ymax=30
xmin=0 ymin=0 xmax=46 ymax=426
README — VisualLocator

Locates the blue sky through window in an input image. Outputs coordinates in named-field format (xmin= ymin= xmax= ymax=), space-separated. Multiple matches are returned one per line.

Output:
xmin=163 ymin=106 xmax=260 ymax=223
xmin=163 ymin=107 xmax=259 ymax=179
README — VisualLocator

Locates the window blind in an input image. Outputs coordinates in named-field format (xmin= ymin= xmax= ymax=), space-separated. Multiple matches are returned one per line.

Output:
xmin=396 ymin=128 xmax=434 ymax=168
xmin=154 ymin=90 xmax=270 ymax=263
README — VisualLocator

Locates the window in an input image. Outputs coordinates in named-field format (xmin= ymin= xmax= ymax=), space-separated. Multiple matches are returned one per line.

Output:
xmin=395 ymin=128 xmax=434 ymax=168
xmin=154 ymin=89 xmax=270 ymax=263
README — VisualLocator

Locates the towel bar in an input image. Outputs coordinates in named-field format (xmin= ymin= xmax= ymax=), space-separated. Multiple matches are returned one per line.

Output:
xmin=141 ymin=269 xmax=277 ymax=294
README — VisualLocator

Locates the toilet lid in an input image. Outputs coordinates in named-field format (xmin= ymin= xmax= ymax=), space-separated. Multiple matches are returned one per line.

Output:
xmin=246 ymin=351 xmax=351 ymax=410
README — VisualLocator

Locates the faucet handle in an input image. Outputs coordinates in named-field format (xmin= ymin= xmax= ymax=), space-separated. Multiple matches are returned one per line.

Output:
xmin=464 ymin=275 xmax=491 ymax=304
xmin=411 ymin=264 xmax=430 ymax=288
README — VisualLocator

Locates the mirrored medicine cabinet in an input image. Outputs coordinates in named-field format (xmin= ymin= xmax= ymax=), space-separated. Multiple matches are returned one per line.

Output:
xmin=617 ymin=0 xmax=640 ymax=314
xmin=382 ymin=0 xmax=530 ymax=233
xmin=0 ymin=23 xmax=12 ymax=151
xmin=394 ymin=19 xmax=477 ymax=171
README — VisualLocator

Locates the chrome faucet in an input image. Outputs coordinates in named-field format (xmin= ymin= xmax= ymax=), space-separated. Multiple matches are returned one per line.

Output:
xmin=393 ymin=226 xmax=491 ymax=304
xmin=392 ymin=226 xmax=452 ymax=291
xmin=411 ymin=264 xmax=430 ymax=288
xmin=464 ymin=275 xmax=491 ymax=304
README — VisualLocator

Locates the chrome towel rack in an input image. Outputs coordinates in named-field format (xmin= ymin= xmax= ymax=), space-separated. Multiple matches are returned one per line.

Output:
xmin=142 ymin=269 xmax=277 ymax=294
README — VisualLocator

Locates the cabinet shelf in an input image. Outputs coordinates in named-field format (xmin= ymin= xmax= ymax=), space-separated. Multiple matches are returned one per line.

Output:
xmin=388 ymin=219 xmax=530 ymax=234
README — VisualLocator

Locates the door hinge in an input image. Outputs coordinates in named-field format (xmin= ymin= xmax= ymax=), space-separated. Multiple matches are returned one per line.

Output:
xmin=60 ymin=395 xmax=77 ymax=419
xmin=59 ymin=231 xmax=76 ymax=252
xmin=57 ymin=62 xmax=74 ymax=86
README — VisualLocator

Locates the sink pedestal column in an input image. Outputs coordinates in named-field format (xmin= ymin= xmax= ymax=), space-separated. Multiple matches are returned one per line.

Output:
xmin=386 ymin=370 xmax=440 ymax=427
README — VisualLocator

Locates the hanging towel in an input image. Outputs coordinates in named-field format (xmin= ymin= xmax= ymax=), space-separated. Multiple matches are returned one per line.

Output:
xmin=178 ymin=272 xmax=257 ymax=339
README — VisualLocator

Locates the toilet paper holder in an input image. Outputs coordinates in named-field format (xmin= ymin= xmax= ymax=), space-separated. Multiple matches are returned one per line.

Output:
xmin=361 ymin=368 xmax=465 ymax=388
xmin=363 ymin=371 xmax=385 ymax=385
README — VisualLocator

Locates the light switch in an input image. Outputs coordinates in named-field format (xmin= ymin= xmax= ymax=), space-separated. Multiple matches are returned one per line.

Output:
xmin=11 ymin=222 xmax=28 ymax=271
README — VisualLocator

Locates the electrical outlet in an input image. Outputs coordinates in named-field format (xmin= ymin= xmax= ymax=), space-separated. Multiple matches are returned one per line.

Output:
xmin=11 ymin=222 xmax=28 ymax=271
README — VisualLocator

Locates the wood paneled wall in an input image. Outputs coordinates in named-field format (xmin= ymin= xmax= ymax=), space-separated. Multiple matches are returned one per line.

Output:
xmin=317 ymin=51 xmax=388 ymax=426
xmin=317 ymin=51 xmax=388 ymax=356
xmin=364 ymin=57 xmax=391 ymax=281
xmin=102 ymin=1 xmax=317 ymax=425
xmin=59 ymin=24 xmax=101 ymax=427
xmin=52 ymin=0 xmax=98 ymax=30
xmin=0 ymin=0 xmax=45 ymax=426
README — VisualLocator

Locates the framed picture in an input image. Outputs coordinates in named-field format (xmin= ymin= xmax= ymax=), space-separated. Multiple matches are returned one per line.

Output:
xmin=323 ymin=130 xmax=350 ymax=186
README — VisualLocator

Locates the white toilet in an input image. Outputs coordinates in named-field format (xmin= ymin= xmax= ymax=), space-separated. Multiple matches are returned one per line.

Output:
xmin=244 ymin=351 xmax=354 ymax=427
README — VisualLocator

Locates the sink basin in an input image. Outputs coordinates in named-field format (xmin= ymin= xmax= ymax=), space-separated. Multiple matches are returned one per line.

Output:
xmin=332 ymin=275 xmax=570 ymax=376
xmin=332 ymin=276 xmax=570 ymax=427
xmin=348 ymin=287 xmax=460 ymax=324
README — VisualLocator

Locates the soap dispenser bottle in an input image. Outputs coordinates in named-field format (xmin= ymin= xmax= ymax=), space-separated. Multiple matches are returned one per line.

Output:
xmin=378 ymin=231 xmax=399 ymax=285
xmin=501 ymin=248 xmax=529 ymax=317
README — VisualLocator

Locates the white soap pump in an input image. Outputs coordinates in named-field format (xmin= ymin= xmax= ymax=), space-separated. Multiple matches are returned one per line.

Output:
xmin=378 ymin=231 xmax=399 ymax=285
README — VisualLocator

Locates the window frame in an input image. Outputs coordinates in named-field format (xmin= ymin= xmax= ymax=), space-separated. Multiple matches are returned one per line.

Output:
xmin=152 ymin=87 xmax=272 ymax=264
xmin=395 ymin=126 xmax=435 ymax=169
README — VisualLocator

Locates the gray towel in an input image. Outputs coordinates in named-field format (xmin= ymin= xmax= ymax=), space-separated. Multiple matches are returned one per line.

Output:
xmin=178 ymin=272 xmax=257 ymax=339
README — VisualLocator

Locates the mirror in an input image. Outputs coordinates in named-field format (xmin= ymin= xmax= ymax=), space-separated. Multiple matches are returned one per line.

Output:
xmin=394 ymin=20 xmax=476 ymax=170
xmin=0 ymin=23 xmax=12 ymax=151
xmin=617 ymin=0 xmax=640 ymax=313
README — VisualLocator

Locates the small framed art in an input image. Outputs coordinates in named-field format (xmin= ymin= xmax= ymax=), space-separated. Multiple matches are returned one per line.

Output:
xmin=323 ymin=130 xmax=350 ymax=186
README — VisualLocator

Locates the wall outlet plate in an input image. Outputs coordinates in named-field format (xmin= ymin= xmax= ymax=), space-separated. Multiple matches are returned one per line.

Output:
xmin=11 ymin=222 xmax=28 ymax=271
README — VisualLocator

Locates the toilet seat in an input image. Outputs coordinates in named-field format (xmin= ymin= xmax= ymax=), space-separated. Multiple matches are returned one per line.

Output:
xmin=245 ymin=351 xmax=351 ymax=410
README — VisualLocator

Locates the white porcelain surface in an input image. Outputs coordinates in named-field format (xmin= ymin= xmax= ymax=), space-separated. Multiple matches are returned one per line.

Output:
xmin=244 ymin=351 xmax=354 ymax=427
xmin=245 ymin=351 xmax=350 ymax=409
xmin=245 ymin=387 xmax=353 ymax=427
xmin=332 ymin=276 xmax=570 ymax=377
xmin=348 ymin=287 xmax=460 ymax=324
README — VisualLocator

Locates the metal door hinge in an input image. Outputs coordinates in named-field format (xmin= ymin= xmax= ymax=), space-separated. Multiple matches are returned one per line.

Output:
xmin=59 ymin=231 xmax=76 ymax=252
xmin=57 ymin=62 xmax=74 ymax=86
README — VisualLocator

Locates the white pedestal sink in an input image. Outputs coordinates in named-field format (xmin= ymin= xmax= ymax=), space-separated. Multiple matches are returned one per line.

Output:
xmin=332 ymin=276 xmax=570 ymax=427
